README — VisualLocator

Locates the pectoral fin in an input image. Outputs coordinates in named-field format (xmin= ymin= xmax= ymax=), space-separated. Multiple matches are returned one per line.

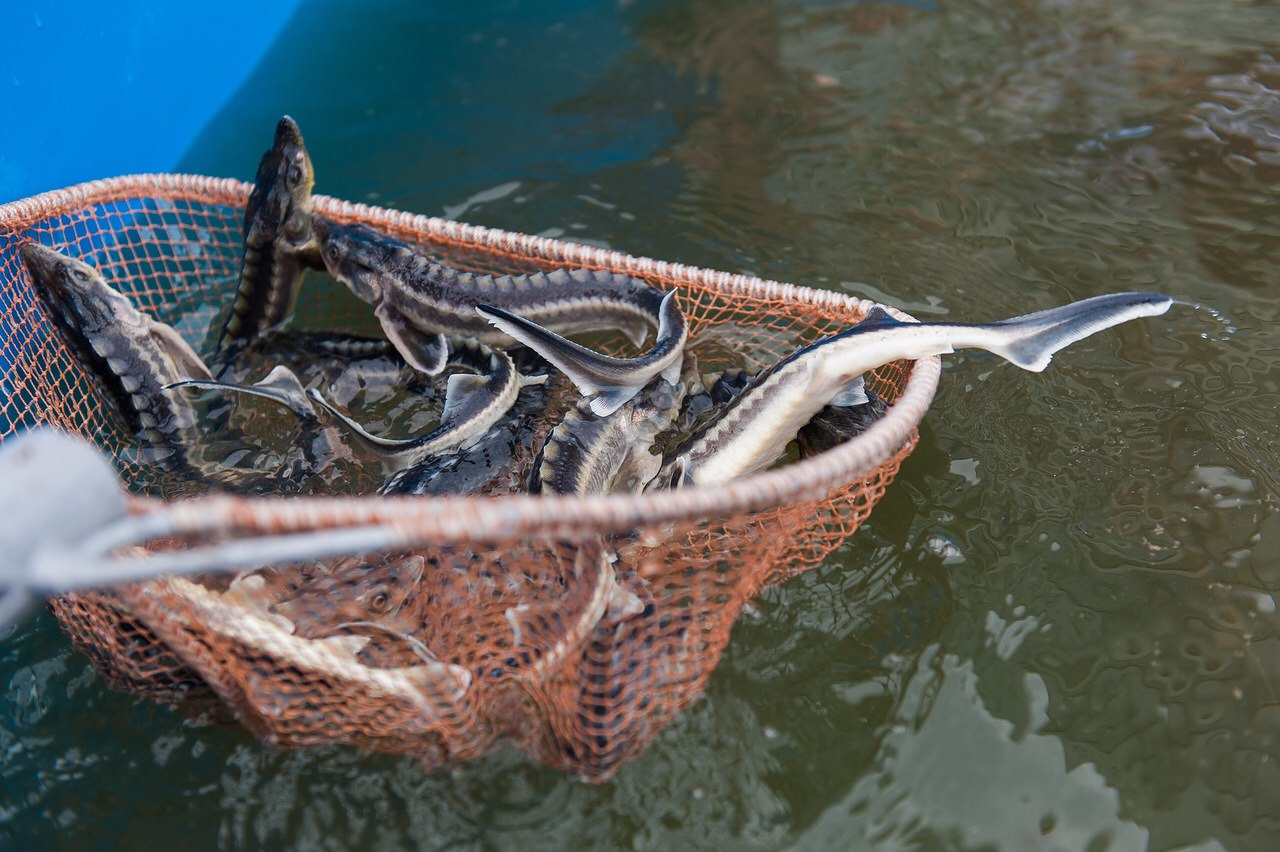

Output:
xmin=375 ymin=303 xmax=448 ymax=374
xmin=149 ymin=323 xmax=214 ymax=382
xmin=441 ymin=373 xmax=489 ymax=423
xmin=830 ymin=376 xmax=868 ymax=408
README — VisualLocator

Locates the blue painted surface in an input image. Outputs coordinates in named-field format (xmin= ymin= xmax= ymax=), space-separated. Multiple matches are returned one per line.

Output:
xmin=0 ymin=0 xmax=304 ymax=202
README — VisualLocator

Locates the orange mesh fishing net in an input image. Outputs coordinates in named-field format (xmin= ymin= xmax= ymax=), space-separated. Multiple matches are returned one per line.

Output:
xmin=0 ymin=175 xmax=939 ymax=780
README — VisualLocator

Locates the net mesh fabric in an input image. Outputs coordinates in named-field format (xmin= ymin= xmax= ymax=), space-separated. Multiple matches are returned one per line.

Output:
xmin=0 ymin=176 xmax=937 ymax=780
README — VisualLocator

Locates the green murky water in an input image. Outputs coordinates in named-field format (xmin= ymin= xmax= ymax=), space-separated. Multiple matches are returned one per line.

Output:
xmin=4 ymin=1 xmax=1279 ymax=848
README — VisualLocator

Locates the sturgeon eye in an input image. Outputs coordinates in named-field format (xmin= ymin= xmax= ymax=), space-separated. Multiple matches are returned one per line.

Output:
xmin=285 ymin=165 xmax=304 ymax=189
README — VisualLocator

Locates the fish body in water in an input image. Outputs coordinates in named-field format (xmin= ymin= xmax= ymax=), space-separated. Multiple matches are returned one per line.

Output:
xmin=795 ymin=386 xmax=889 ymax=459
xmin=312 ymin=216 xmax=686 ymax=414
xmin=307 ymin=337 xmax=547 ymax=470
xmin=180 ymin=339 xmax=544 ymax=481
xmin=214 ymin=116 xmax=321 ymax=355
xmin=22 ymin=244 xmax=213 ymax=470
xmin=657 ymin=292 xmax=1173 ymax=488
xmin=380 ymin=375 xmax=549 ymax=496
xmin=531 ymin=361 xmax=696 ymax=496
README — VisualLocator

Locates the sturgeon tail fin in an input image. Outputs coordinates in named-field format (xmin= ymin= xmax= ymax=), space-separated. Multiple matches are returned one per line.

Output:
xmin=477 ymin=292 xmax=687 ymax=417
xmin=976 ymin=292 xmax=1172 ymax=372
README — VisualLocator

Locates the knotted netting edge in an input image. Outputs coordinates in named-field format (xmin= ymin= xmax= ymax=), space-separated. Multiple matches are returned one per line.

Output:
xmin=0 ymin=173 xmax=940 ymax=542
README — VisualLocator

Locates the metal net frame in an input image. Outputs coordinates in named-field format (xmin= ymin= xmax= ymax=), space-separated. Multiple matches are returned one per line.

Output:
xmin=0 ymin=175 xmax=939 ymax=780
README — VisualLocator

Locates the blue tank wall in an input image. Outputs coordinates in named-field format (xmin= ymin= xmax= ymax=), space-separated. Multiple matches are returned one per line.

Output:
xmin=0 ymin=1 xmax=304 ymax=202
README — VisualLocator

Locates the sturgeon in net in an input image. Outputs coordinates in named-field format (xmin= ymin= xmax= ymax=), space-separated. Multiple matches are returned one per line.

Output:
xmin=306 ymin=337 xmax=548 ymax=469
xmin=530 ymin=360 xmax=698 ymax=496
xmin=178 ymin=338 xmax=545 ymax=475
xmin=312 ymin=216 xmax=686 ymax=415
xmin=213 ymin=116 xmax=322 ymax=357
xmin=655 ymin=292 xmax=1174 ymax=489
xmin=22 ymin=244 xmax=216 ymax=472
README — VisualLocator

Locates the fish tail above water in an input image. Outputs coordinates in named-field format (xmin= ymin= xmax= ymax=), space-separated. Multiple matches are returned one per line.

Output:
xmin=660 ymin=291 xmax=1174 ymax=488
xmin=937 ymin=291 xmax=1174 ymax=371
xmin=477 ymin=289 xmax=686 ymax=416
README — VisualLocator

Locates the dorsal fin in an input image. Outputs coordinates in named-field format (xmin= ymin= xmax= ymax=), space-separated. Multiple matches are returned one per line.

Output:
xmin=852 ymin=306 xmax=901 ymax=332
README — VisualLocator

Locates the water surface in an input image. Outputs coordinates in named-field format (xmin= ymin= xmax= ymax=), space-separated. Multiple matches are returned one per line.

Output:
xmin=4 ymin=1 xmax=1279 ymax=848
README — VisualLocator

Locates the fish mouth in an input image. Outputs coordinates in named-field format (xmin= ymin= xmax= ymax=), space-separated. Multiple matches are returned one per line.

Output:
xmin=275 ymin=115 xmax=304 ymax=149
xmin=21 ymin=243 xmax=67 ymax=290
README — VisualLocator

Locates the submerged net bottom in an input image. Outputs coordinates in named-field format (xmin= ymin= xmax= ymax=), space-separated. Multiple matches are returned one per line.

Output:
xmin=2 ymin=176 xmax=924 ymax=781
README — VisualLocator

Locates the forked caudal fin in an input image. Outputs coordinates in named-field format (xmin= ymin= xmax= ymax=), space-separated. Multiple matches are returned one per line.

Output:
xmin=966 ymin=291 xmax=1172 ymax=372
xmin=476 ymin=290 xmax=687 ymax=416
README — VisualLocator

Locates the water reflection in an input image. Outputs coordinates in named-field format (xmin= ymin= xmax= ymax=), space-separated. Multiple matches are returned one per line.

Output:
xmin=5 ymin=0 xmax=1280 ymax=848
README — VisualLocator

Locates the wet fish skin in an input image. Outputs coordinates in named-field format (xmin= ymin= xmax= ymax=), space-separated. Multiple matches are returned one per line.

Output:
xmin=379 ymin=377 xmax=548 ymax=495
xmin=215 ymin=115 xmax=321 ymax=354
xmin=657 ymin=292 xmax=1173 ymax=488
xmin=532 ymin=359 xmax=698 ymax=496
xmin=477 ymin=294 xmax=685 ymax=416
xmin=308 ymin=337 xmax=547 ymax=470
xmin=795 ymin=386 xmax=889 ymax=459
xmin=312 ymin=217 xmax=687 ymax=410
xmin=22 ymin=244 xmax=212 ymax=468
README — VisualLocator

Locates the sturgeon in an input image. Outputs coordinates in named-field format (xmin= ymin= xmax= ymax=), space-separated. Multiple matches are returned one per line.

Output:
xmin=795 ymin=385 xmax=889 ymax=459
xmin=214 ymin=116 xmax=320 ymax=356
xmin=531 ymin=361 xmax=695 ymax=496
xmin=312 ymin=217 xmax=686 ymax=415
xmin=307 ymin=337 xmax=547 ymax=469
xmin=380 ymin=370 xmax=549 ymax=496
xmin=178 ymin=338 xmax=544 ymax=473
xmin=655 ymin=292 xmax=1173 ymax=489
xmin=22 ymin=244 xmax=214 ymax=470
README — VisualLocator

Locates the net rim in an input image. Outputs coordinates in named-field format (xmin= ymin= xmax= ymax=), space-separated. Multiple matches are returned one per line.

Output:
xmin=1 ymin=173 xmax=941 ymax=540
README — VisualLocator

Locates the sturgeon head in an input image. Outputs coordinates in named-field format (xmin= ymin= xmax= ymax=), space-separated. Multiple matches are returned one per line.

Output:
xmin=314 ymin=216 xmax=688 ymax=399
xmin=657 ymin=291 xmax=1173 ymax=489
xmin=22 ymin=244 xmax=213 ymax=460
xmin=216 ymin=115 xmax=320 ymax=351
xmin=312 ymin=217 xmax=453 ymax=374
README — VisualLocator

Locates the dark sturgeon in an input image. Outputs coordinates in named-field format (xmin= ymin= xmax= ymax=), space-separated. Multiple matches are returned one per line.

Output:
xmin=213 ymin=116 xmax=320 ymax=356
xmin=656 ymin=292 xmax=1174 ymax=489
xmin=795 ymin=386 xmax=890 ymax=459
xmin=379 ymin=369 xmax=549 ymax=496
xmin=23 ymin=246 xmax=352 ymax=488
xmin=22 ymin=244 xmax=214 ymax=471
xmin=312 ymin=217 xmax=686 ymax=416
